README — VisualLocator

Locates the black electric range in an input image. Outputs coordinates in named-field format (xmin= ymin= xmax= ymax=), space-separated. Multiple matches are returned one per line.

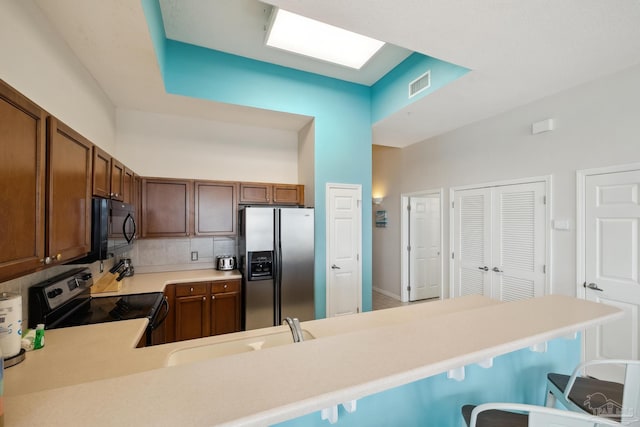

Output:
xmin=28 ymin=268 xmax=169 ymax=346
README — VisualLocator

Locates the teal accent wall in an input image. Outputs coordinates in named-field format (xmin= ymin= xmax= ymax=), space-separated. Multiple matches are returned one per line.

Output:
xmin=276 ymin=336 xmax=581 ymax=426
xmin=371 ymin=53 xmax=470 ymax=124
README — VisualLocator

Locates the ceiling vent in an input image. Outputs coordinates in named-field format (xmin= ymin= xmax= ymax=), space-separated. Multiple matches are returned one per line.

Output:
xmin=409 ymin=70 xmax=431 ymax=98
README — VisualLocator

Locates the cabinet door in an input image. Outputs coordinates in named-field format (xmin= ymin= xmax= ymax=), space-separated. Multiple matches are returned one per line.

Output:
xmin=141 ymin=178 xmax=192 ymax=237
xmin=122 ymin=167 xmax=135 ymax=204
xmin=0 ymin=80 xmax=46 ymax=281
xmin=195 ymin=181 xmax=237 ymax=236
xmin=92 ymin=146 xmax=111 ymax=198
xmin=175 ymin=294 xmax=208 ymax=341
xmin=239 ymin=183 xmax=271 ymax=204
xmin=210 ymin=280 xmax=241 ymax=335
xmin=47 ymin=117 xmax=92 ymax=263
xmin=273 ymin=184 xmax=304 ymax=205
xmin=210 ymin=291 xmax=241 ymax=335
xmin=110 ymin=159 xmax=124 ymax=201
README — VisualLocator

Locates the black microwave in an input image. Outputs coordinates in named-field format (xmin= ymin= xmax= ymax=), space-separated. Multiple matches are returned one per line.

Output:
xmin=73 ymin=197 xmax=136 ymax=263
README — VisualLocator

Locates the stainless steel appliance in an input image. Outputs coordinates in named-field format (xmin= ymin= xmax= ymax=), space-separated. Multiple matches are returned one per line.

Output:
xmin=238 ymin=207 xmax=314 ymax=330
xmin=216 ymin=255 xmax=236 ymax=271
xmin=28 ymin=268 xmax=168 ymax=346
xmin=73 ymin=198 xmax=137 ymax=263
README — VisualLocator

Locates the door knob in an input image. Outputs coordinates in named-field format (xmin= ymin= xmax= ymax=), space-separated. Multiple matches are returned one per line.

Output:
xmin=478 ymin=266 xmax=489 ymax=271
xmin=331 ymin=264 xmax=341 ymax=270
xmin=584 ymin=282 xmax=604 ymax=291
xmin=492 ymin=267 xmax=503 ymax=273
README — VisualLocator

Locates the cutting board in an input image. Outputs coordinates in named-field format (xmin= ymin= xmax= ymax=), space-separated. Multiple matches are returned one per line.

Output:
xmin=91 ymin=273 xmax=122 ymax=294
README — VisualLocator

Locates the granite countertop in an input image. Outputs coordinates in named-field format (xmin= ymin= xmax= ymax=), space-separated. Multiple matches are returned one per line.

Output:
xmin=4 ymin=295 xmax=622 ymax=426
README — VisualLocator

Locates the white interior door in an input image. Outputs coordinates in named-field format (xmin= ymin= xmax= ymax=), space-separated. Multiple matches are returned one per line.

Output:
xmin=409 ymin=195 xmax=441 ymax=301
xmin=493 ymin=182 xmax=547 ymax=301
xmin=584 ymin=169 xmax=640 ymax=381
xmin=453 ymin=188 xmax=492 ymax=297
xmin=326 ymin=184 xmax=361 ymax=317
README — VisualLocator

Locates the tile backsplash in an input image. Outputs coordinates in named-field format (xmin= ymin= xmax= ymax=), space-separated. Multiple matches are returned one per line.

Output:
xmin=126 ymin=236 xmax=237 ymax=274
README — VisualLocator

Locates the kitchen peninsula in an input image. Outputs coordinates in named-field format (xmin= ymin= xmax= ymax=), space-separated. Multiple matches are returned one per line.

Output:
xmin=4 ymin=294 xmax=621 ymax=426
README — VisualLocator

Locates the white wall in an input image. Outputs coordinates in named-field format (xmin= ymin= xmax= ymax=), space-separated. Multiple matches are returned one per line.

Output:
xmin=116 ymin=109 xmax=299 ymax=182
xmin=372 ymin=145 xmax=403 ymax=298
xmin=374 ymin=63 xmax=640 ymax=299
xmin=298 ymin=119 xmax=315 ymax=206
xmin=0 ymin=0 xmax=116 ymax=152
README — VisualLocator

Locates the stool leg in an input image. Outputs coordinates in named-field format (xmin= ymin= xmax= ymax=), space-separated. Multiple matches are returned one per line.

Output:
xmin=544 ymin=383 xmax=556 ymax=408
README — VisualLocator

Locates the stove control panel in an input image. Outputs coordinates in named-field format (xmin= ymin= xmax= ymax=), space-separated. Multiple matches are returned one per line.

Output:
xmin=42 ymin=269 xmax=93 ymax=310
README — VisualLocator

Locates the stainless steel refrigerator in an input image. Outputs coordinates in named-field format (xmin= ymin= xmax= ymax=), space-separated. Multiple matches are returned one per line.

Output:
xmin=238 ymin=207 xmax=315 ymax=330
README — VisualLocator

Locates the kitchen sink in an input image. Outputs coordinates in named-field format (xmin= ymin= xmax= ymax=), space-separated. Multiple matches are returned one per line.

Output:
xmin=165 ymin=330 xmax=315 ymax=366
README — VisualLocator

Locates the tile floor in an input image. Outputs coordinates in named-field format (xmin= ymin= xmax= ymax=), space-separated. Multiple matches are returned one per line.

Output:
xmin=372 ymin=290 xmax=437 ymax=310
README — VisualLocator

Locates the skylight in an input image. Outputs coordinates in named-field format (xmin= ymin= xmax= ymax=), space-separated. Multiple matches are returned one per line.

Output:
xmin=265 ymin=8 xmax=385 ymax=70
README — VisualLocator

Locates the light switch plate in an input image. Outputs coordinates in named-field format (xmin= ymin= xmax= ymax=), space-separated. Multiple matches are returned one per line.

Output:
xmin=553 ymin=220 xmax=570 ymax=230
xmin=191 ymin=251 xmax=198 ymax=261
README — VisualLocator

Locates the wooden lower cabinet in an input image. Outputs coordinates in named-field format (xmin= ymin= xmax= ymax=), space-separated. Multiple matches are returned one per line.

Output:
xmin=210 ymin=281 xmax=241 ymax=335
xmin=164 ymin=280 xmax=241 ymax=343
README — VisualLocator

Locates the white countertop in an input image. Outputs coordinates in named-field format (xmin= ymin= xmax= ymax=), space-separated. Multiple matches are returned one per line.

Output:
xmin=4 ymin=295 xmax=621 ymax=426
xmin=91 ymin=268 xmax=242 ymax=296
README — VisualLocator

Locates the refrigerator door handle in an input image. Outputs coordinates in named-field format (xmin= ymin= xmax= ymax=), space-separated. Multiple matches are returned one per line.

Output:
xmin=274 ymin=209 xmax=282 ymax=325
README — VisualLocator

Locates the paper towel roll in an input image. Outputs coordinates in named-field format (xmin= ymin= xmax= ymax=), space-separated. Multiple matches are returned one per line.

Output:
xmin=0 ymin=293 xmax=22 ymax=358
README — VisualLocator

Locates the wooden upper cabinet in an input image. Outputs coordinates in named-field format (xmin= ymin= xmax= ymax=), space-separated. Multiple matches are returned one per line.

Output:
xmin=195 ymin=181 xmax=237 ymax=236
xmin=110 ymin=158 xmax=125 ymax=201
xmin=122 ymin=167 xmax=135 ymax=205
xmin=141 ymin=178 xmax=192 ymax=237
xmin=0 ymin=80 xmax=47 ymax=281
xmin=92 ymin=146 xmax=111 ymax=198
xmin=239 ymin=182 xmax=304 ymax=205
xmin=239 ymin=182 xmax=271 ymax=204
xmin=273 ymin=184 xmax=304 ymax=205
xmin=46 ymin=117 xmax=92 ymax=263
xmin=91 ymin=146 xmax=133 ymax=202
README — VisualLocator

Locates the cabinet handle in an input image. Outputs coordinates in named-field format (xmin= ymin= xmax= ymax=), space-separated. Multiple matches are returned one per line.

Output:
xmin=56 ymin=253 xmax=62 ymax=261
xmin=478 ymin=266 xmax=489 ymax=271
xmin=224 ymin=284 xmax=228 ymax=289
xmin=190 ymin=287 xmax=194 ymax=292
xmin=202 ymin=296 xmax=206 ymax=301
xmin=492 ymin=267 xmax=503 ymax=273
xmin=211 ymin=295 xmax=216 ymax=300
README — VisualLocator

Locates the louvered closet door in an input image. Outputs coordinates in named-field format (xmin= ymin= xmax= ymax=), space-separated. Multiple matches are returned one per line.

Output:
xmin=453 ymin=188 xmax=492 ymax=298
xmin=453 ymin=181 xmax=546 ymax=300
xmin=492 ymin=182 xmax=546 ymax=301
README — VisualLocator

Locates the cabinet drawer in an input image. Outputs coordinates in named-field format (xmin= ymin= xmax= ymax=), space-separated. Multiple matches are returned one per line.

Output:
xmin=211 ymin=280 xmax=240 ymax=294
xmin=175 ymin=283 xmax=209 ymax=297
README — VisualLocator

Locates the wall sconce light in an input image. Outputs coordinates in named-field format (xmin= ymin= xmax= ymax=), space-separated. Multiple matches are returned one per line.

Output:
xmin=373 ymin=197 xmax=384 ymax=205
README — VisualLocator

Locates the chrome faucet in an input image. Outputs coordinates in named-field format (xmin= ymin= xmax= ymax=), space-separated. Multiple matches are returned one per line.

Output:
xmin=282 ymin=317 xmax=304 ymax=343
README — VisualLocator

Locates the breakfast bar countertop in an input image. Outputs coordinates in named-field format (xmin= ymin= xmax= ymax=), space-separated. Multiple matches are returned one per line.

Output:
xmin=4 ymin=295 xmax=622 ymax=427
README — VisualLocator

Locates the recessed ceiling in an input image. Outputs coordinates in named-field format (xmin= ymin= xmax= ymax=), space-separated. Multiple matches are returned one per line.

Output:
xmin=34 ymin=0 xmax=640 ymax=148
xmin=158 ymin=0 xmax=413 ymax=86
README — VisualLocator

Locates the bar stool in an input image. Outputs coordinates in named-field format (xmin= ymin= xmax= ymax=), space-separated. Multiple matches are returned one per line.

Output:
xmin=462 ymin=403 xmax=622 ymax=427
xmin=545 ymin=359 xmax=640 ymax=425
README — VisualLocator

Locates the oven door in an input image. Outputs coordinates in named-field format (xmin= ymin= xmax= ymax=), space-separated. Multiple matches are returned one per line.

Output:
xmin=147 ymin=296 xmax=169 ymax=346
